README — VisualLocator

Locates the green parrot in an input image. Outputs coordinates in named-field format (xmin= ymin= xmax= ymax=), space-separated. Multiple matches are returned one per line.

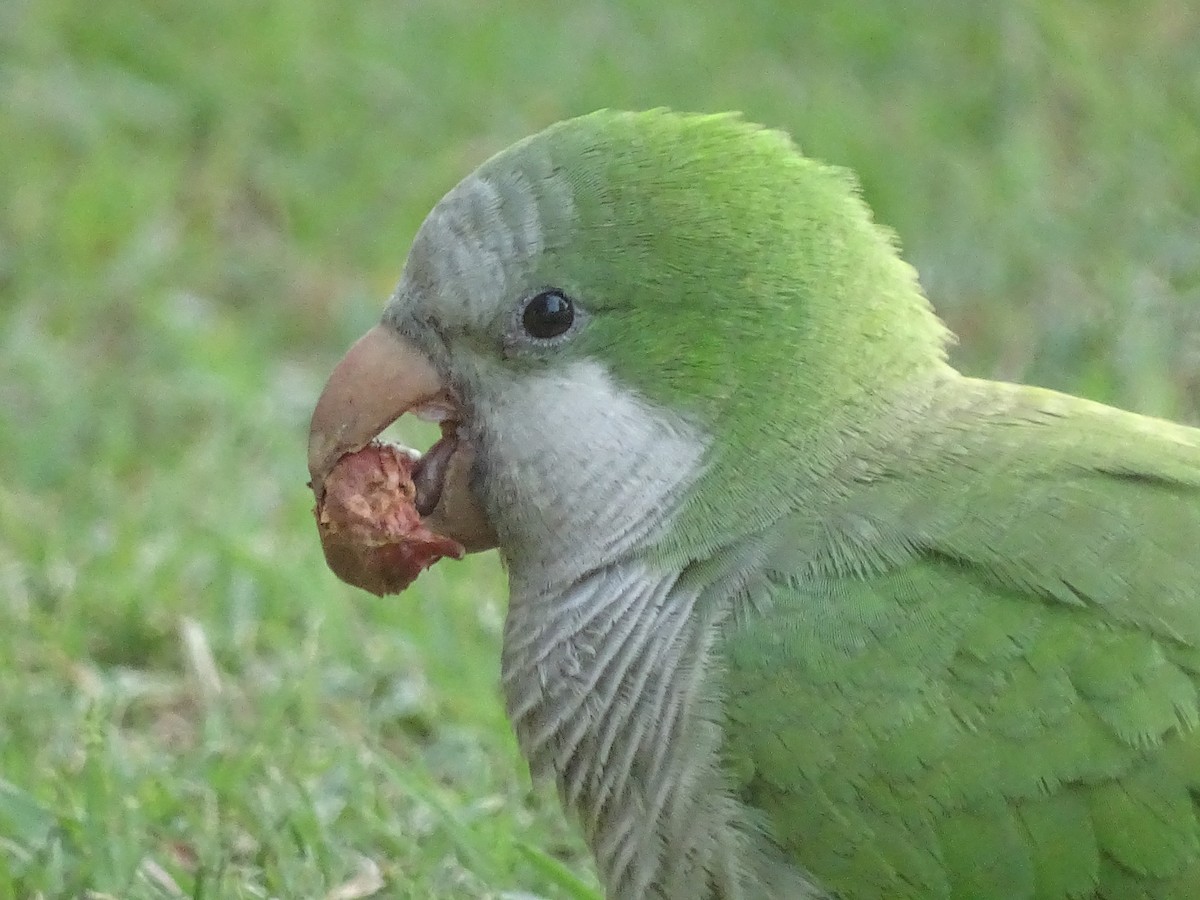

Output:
xmin=306 ymin=110 xmax=1200 ymax=899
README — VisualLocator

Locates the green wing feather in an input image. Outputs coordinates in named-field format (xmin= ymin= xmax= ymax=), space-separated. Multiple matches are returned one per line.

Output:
xmin=721 ymin=376 xmax=1200 ymax=899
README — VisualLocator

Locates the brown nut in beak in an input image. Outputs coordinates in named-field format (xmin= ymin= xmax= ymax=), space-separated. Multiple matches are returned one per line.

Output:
xmin=308 ymin=324 xmax=497 ymax=568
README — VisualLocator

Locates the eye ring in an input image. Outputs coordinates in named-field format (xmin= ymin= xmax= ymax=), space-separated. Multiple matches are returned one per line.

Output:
xmin=521 ymin=290 xmax=575 ymax=340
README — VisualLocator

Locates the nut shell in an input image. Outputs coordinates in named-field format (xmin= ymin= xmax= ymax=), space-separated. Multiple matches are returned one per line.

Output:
xmin=314 ymin=442 xmax=464 ymax=595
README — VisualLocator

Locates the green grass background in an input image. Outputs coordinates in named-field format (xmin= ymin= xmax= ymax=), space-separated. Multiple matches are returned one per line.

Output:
xmin=2 ymin=1 xmax=1197 ymax=897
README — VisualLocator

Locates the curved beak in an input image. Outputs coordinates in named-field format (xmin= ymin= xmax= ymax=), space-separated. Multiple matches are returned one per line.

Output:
xmin=307 ymin=324 xmax=497 ymax=551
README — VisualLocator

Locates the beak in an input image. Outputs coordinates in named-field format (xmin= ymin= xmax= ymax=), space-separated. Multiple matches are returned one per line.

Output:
xmin=308 ymin=325 xmax=442 ymax=491
xmin=307 ymin=324 xmax=497 ymax=551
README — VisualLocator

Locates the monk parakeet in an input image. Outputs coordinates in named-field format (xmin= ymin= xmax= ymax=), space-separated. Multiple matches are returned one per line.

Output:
xmin=307 ymin=110 xmax=1200 ymax=899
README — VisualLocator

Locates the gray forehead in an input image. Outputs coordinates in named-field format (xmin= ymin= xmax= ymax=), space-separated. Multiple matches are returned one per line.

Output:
xmin=393 ymin=146 xmax=578 ymax=330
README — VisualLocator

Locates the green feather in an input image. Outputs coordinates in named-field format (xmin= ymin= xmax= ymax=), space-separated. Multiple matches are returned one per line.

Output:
xmin=1016 ymin=794 xmax=1100 ymax=899
xmin=721 ymin=376 xmax=1200 ymax=898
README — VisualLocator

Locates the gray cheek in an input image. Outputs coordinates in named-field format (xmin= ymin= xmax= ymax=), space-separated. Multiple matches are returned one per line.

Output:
xmin=469 ymin=360 xmax=709 ymax=588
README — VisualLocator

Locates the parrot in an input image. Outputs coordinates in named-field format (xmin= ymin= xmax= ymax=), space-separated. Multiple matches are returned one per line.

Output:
xmin=306 ymin=110 xmax=1200 ymax=899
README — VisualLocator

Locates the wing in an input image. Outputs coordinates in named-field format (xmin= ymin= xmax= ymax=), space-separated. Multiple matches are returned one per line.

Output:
xmin=721 ymin=378 xmax=1200 ymax=900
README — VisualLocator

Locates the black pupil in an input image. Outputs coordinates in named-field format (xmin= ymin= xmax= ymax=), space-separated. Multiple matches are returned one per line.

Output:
xmin=523 ymin=291 xmax=574 ymax=339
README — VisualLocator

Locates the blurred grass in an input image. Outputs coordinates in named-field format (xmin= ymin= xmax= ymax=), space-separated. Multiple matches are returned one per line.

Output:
xmin=1 ymin=1 xmax=1197 ymax=897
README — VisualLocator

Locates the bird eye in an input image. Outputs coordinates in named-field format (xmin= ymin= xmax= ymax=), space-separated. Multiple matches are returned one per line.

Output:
xmin=521 ymin=290 xmax=575 ymax=339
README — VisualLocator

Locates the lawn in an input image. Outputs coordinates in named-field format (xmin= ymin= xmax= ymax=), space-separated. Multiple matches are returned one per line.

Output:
xmin=1 ymin=1 xmax=1197 ymax=897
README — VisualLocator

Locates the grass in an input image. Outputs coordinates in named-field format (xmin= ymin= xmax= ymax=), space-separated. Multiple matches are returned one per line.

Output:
xmin=1 ymin=1 xmax=1197 ymax=897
